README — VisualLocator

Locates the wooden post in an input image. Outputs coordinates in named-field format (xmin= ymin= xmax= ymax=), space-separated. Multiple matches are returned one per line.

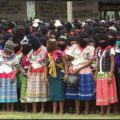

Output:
xmin=27 ymin=0 xmax=35 ymax=20
xmin=67 ymin=1 xmax=73 ymax=22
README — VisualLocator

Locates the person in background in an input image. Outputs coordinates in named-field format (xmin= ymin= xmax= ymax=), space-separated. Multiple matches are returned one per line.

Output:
xmin=89 ymin=37 xmax=98 ymax=113
xmin=0 ymin=34 xmax=6 ymax=50
xmin=57 ymin=35 xmax=68 ymax=52
xmin=114 ymin=34 xmax=120 ymax=112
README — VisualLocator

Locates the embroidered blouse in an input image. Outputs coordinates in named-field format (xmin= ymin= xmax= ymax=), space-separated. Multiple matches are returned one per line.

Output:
xmin=96 ymin=46 xmax=115 ymax=73
xmin=65 ymin=44 xmax=95 ymax=68
xmin=0 ymin=50 xmax=19 ymax=74
xmin=27 ymin=46 xmax=47 ymax=70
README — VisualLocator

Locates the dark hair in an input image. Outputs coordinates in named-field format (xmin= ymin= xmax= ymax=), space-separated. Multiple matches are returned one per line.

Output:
xmin=98 ymin=34 xmax=108 ymax=41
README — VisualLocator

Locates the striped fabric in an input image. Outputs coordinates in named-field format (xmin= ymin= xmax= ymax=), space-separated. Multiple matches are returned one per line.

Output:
xmin=26 ymin=72 xmax=49 ymax=102
xmin=20 ymin=73 xmax=28 ymax=103
xmin=49 ymin=72 xmax=65 ymax=101
xmin=66 ymin=73 xmax=95 ymax=100
xmin=0 ymin=72 xmax=17 ymax=103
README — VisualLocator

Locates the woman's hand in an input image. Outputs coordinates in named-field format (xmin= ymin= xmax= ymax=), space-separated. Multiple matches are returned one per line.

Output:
xmin=118 ymin=67 xmax=120 ymax=74
xmin=44 ymin=77 xmax=48 ymax=86
xmin=21 ymin=68 xmax=27 ymax=77
xmin=10 ymin=74 xmax=16 ymax=83
xmin=107 ymin=77 xmax=112 ymax=85
xmin=69 ymin=65 xmax=74 ymax=73
xmin=94 ymin=73 xmax=97 ymax=81
xmin=27 ymin=71 xmax=31 ymax=78
xmin=63 ymin=74 xmax=68 ymax=83
xmin=73 ymin=67 xmax=81 ymax=74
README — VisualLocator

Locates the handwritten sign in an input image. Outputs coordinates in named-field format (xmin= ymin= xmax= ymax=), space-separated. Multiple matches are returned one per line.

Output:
xmin=0 ymin=0 xmax=27 ymax=20
xmin=73 ymin=1 xmax=99 ymax=21
xmin=35 ymin=1 xmax=67 ymax=20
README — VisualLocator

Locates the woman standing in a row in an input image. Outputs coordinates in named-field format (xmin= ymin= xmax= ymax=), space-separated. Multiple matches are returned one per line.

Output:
xmin=47 ymin=39 xmax=68 ymax=114
xmin=26 ymin=35 xmax=49 ymax=113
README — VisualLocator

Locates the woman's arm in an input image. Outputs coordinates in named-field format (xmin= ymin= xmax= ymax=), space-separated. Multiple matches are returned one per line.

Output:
xmin=110 ymin=55 xmax=115 ymax=77
xmin=27 ymin=65 xmax=32 ymax=78
xmin=94 ymin=59 xmax=98 ymax=81
xmin=61 ymin=56 xmax=68 ymax=82
xmin=44 ymin=58 xmax=48 ymax=85
xmin=10 ymin=68 xmax=19 ymax=83
xmin=73 ymin=59 xmax=93 ymax=74
xmin=108 ymin=55 xmax=114 ymax=84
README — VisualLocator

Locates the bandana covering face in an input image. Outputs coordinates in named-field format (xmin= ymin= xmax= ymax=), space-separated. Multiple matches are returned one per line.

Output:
xmin=99 ymin=40 xmax=109 ymax=49
xmin=79 ymin=38 xmax=89 ymax=48
xmin=58 ymin=43 xmax=67 ymax=51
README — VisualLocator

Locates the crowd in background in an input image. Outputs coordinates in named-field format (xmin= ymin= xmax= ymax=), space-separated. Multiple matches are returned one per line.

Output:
xmin=0 ymin=18 xmax=120 ymax=115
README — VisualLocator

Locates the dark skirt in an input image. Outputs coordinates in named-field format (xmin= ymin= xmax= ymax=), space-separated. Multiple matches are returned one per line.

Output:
xmin=49 ymin=72 xmax=65 ymax=101
xmin=114 ymin=53 xmax=120 ymax=100
xmin=66 ymin=74 xmax=95 ymax=100
xmin=114 ymin=65 xmax=120 ymax=100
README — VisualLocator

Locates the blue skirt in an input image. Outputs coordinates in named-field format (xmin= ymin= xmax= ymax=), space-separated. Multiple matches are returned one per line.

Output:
xmin=0 ymin=78 xmax=17 ymax=103
xmin=49 ymin=72 xmax=65 ymax=101
xmin=66 ymin=74 xmax=95 ymax=100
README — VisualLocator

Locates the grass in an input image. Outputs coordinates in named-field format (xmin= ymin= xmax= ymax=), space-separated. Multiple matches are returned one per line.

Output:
xmin=0 ymin=112 xmax=120 ymax=119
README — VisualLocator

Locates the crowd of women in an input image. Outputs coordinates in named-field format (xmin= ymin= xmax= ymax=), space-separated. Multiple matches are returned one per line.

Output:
xmin=0 ymin=18 xmax=120 ymax=115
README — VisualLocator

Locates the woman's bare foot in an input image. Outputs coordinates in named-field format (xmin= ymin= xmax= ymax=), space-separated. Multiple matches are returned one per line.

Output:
xmin=75 ymin=111 xmax=80 ymax=115
xmin=10 ymin=109 xmax=15 ymax=112
xmin=32 ymin=110 xmax=37 ymax=113
xmin=40 ymin=108 xmax=45 ymax=113
xmin=84 ymin=110 xmax=89 ymax=115
xmin=100 ymin=111 xmax=105 ymax=116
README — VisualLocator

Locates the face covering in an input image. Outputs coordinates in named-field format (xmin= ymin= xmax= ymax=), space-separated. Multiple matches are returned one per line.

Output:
xmin=21 ymin=46 xmax=31 ymax=55
xmin=58 ymin=43 xmax=67 ymax=51
xmin=99 ymin=40 xmax=109 ymax=49
xmin=109 ymin=38 xmax=116 ymax=47
xmin=14 ymin=46 xmax=21 ymax=53
xmin=32 ymin=45 xmax=41 ymax=51
xmin=79 ymin=39 xmax=88 ymax=48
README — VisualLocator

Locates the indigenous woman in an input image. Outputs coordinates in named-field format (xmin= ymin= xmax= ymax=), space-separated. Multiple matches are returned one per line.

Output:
xmin=65 ymin=33 xmax=95 ymax=114
xmin=95 ymin=34 xmax=118 ymax=115
xmin=19 ymin=36 xmax=31 ymax=112
xmin=47 ymin=39 xmax=68 ymax=114
xmin=0 ymin=40 xmax=19 ymax=112
xmin=26 ymin=35 xmax=49 ymax=113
